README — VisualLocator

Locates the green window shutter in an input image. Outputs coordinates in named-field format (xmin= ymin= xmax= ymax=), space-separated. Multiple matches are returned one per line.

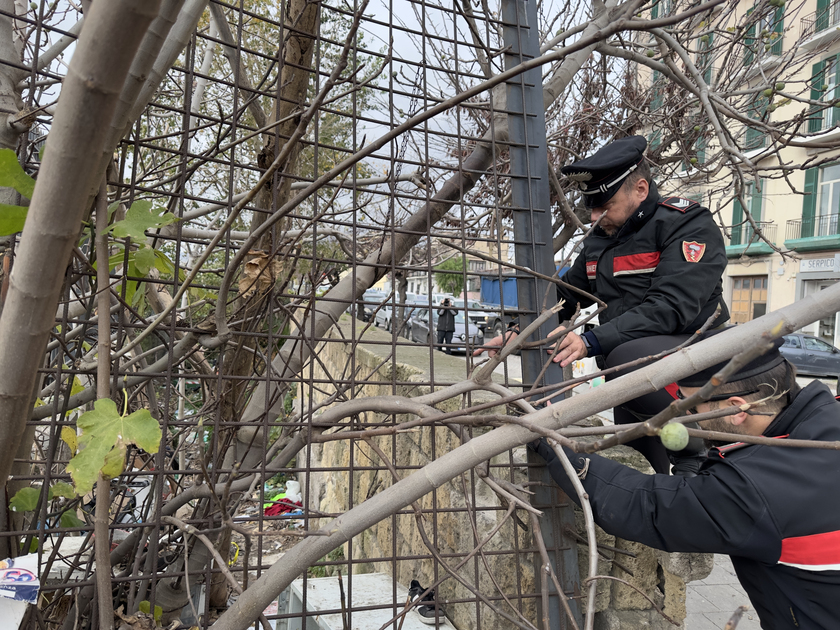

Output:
xmin=745 ymin=94 xmax=767 ymax=150
xmin=802 ymin=167 xmax=819 ymax=238
xmin=700 ymin=33 xmax=714 ymax=84
xmin=732 ymin=196 xmax=744 ymax=245
xmin=745 ymin=7 xmax=756 ymax=66
xmin=809 ymin=61 xmax=826 ymax=133
xmin=750 ymin=181 xmax=763 ymax=223
xmin=651 ymin=70 xmax=663 ymax=111
xmin=833 ymin=54 xmax=840 ymax=128
xmin=817 ymin=0 xmax=830 ymax=32
xmin=696 ymin=135 xmax=706 ymax=165
xmin=651 ymin=1 xmax=658 ymax=19
xmin=770 ymin=6 xmax=784 ymax=56
xmin=748 ymin=181 xmax=763 ymax=242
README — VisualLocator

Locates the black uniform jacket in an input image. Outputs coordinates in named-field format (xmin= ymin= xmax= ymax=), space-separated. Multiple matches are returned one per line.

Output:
xmin=535 ymin=381 xmax=840 ymax=629
xmin=557 ymin=182 xmax=729 ymax=356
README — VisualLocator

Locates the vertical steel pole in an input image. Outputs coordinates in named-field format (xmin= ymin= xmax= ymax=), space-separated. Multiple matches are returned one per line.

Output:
xmin=501 ymin=0 xmax=582 ymax=627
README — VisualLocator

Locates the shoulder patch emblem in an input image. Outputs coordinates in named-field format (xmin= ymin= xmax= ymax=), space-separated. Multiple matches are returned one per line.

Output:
xmin=682 ymin=241 xmax=706 ymax=263
xmin=660 ymin=197 xmax=697 ymax=213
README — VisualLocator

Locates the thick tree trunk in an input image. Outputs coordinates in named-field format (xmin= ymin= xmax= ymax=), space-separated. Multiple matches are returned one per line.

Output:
xmin=0 ymin=0 xmax=163 ymax=487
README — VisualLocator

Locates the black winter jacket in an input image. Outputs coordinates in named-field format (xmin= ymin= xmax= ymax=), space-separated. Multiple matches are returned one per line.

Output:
xmin=558 ymin=182 xmax=729 ymax=356
xmin=535 ymin=381 xmax=840 ymax=629
xmin=436 ymin=308 xmax=456 ymax=332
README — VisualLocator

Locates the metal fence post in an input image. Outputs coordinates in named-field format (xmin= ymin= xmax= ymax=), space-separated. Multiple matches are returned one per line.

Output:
xmin=502 ymin=0 xmax=583 ymax=626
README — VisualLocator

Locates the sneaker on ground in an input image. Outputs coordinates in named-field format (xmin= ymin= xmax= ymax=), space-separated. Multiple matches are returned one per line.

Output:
xmin=408 ymin=579 xmax=445 ymax=626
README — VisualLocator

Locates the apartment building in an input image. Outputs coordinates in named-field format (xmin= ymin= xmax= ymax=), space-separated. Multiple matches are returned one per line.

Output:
xmin=644 ymin=0 xmax=840 ymax=346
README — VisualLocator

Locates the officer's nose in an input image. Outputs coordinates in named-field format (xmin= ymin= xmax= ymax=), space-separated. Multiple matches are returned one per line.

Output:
xmin=590 ymin=207 xmax=604 ymax=223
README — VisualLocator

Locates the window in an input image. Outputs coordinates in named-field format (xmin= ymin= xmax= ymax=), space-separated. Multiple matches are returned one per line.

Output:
xmin=745 ymin=93 xmax=768 ymax=150
xmin=468 ymin=260 xmax=485 ymax=271
xmin=783 ymin=335 xmax=801 ymax=348
xmin=731 ymin=180 xmax=763 ymax=245
xmin=815 ymin=0 xmax=840 ymax=34
xmin=804 ymin=336 xmax=834 ymax=352
xmin=697 ymin=32 xmax=714 ymax=85
xmin=730 ymin=276 xmax=767 ymax=324
xmin=809 ymin=56 xmax=840 ymax=133
xmin=801 ymin=165 xmax=840 ymax=238
xmin=744 ymin=5 xmax=783 ymax=66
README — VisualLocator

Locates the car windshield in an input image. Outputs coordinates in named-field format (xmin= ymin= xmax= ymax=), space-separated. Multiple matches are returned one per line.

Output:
xmin=454 ymin=312 xmax=466 ymax=323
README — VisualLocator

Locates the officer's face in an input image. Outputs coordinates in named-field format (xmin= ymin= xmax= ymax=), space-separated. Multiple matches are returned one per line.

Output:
xmin=589 ymin=178 xmax=649 ymax=236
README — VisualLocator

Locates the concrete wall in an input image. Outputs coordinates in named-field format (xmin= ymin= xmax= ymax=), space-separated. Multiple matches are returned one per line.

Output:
xmin=300 ymin=317 xmax=711 ymax=629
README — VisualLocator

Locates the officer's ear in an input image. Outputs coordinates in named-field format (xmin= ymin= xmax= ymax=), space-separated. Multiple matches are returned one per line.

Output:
xmin=633 ymin=176 xmax=649 ymax=199
xmin=724 ymin=396 xmax=749 ymax=426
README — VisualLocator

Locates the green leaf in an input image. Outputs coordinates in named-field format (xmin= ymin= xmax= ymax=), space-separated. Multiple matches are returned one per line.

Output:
xmin=70 ymin=376 xmax=85 ymax=396
xmin=0 ymin=203 xmax=28 ymax=236
xmin=0 ymin=149 xmax=36 ymax=199
xmin=153 ymin=250 xmax=174 ymax=275
xmin=101 ymin=445 xmax=126 ymax=479
xmin=134 ymin=246 xmax=155 ymax=276
xmin=67 ymin=399 xmax=161 ymax=495
xmin=49 ymin=482 xmax=76 ymax=499
xmin=10 ymin=487 xmax=41 ymax=512
xmin=110 ymin=200 xmax=177 ymax=241
xmin=138 ymin=601 xmax=163 ymax=623
xmin=60 ymin=510 xmax=85 ymax=529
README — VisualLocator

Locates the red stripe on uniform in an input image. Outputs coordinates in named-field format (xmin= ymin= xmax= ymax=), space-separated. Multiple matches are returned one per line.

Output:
xmin=780 ymin=530 xmax=840 ymax=566
xmin=586 ymin=261 xmax=597 ymax=279
xmin=613 ymin=252 xmax=661 ymax=274
xmin=664 ymin=382 xmax=679 ymax=400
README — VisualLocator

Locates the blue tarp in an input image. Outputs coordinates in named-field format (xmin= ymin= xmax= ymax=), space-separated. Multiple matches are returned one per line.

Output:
xmin=480 ymin=266 xmax=570 ymax=308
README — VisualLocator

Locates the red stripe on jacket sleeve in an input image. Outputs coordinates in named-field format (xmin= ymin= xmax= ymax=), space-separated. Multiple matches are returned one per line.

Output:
xmin=780 ymin=530 xmax=840 ymax=566
xmin=613 ymin=252 xmax=661 ymax=274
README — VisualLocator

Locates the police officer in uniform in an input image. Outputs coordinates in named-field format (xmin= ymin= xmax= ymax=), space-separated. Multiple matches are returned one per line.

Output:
xmin=531 ymin=334 xmax=840 ymax=628
xmin=476 ymin=136 xmax=729 ymax=475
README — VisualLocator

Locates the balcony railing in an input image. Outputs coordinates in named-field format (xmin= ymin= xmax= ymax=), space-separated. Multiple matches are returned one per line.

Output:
xmin=801 ymin=1 xmax=840 ymax=40
xmin=786 ymin=213 xmax=840 ymax=240
xmin=730 ymin=221 xmax=776 ymax=246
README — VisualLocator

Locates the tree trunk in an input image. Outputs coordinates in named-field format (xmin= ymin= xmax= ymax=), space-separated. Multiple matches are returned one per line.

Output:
xmin=0 ymin=0 xmax=163 ymax=487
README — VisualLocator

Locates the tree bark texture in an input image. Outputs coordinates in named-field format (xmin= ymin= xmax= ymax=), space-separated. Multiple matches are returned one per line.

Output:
xmin=0 ymin=0 xmax=163 ymax=487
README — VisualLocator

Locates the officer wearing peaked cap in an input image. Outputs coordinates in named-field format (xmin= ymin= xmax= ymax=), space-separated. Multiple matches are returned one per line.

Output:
xmin=476 ymin=136 xmax=729 ymax=475
xmin=531 ymin=330 xmax=840 ymax=628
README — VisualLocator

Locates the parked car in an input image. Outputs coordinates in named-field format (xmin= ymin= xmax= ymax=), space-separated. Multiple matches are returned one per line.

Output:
xmin=407 ymin=307 xmax=483 ymax=353
xmin=401 ymin=295 xmax=429 ymax=338
xmin=780 ymin=333 xmax=840 ymax=377
xmin=359 ymin=289 xmax=388 ymax=322
xmin=452 ymin=298 xmax=490 ymax=331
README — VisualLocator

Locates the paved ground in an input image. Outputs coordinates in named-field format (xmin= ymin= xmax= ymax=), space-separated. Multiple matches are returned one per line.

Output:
xmin=685 ymin=556 xmax=761 ymax=630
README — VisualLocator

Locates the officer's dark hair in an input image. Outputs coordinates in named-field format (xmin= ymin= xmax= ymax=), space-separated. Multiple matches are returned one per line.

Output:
xmin=620 ymin=158 xmax=652 ymax=190
xmin=709 ymin=360 xmax=799 ymax=416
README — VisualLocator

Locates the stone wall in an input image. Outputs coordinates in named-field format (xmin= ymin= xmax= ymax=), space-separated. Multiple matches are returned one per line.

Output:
xmin=300 ymin=317 xmax=712 ymax=629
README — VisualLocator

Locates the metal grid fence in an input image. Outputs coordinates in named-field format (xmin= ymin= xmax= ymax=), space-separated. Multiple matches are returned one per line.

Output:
xmin=0 ymin=0 xmax=584 ymax=628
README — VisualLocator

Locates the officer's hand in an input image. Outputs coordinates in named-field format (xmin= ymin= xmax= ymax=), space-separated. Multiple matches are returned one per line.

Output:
xmin=547 ymin=325 xmax=587 ymax=367
xmin=473 ymin=330 xmax=518 ymax=358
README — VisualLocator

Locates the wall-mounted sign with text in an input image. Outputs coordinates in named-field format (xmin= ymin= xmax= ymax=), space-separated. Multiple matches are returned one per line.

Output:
xmin=799 ymin=255 xmax=840 ymax=273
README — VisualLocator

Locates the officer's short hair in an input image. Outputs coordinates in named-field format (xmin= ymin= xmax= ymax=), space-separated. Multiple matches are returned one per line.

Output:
xmin=709 ymin=359 xmax=799 ymax=416
xmin=621 ymin=158 xmax=651 ymax=190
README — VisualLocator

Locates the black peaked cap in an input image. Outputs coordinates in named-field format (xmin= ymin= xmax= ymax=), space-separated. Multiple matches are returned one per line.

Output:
xmin=561 ymin=136 xmax=647 ymax=208
xmin=677 ymin=327 xmax=786 ymax=387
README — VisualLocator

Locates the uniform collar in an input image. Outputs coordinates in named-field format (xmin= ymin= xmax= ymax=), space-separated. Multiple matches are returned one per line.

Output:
xmin=762 ymin=381 xmax=827 ymax=438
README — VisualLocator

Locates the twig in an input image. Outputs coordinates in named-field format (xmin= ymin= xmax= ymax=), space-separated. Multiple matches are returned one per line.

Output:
xmin=337 ymin=570 xmax=348 ymax=630
xmin=547 ymin=440 xmax=597 ymax=630
xmin=582 ymin=575 xmax=680 ymax=626
xmin=161 ymin=516 xmax=273 ymax=630
xmin=93 ymin=180 xmax=115 ymax=630
xmin=529 ymin=514 xmax=581 ymax=630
